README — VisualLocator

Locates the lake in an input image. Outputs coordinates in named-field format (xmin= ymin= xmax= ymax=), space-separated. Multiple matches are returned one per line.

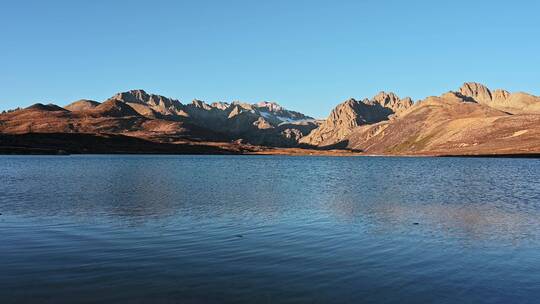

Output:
xmin=1 ymin=155 xmax=539 ymax=303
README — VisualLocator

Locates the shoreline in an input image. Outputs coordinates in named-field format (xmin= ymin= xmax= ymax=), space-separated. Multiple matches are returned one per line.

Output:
xmin=1 ymin=132 xmax=539 ymax=158
xmin=1 ymin=148 xmax=539 ymax=159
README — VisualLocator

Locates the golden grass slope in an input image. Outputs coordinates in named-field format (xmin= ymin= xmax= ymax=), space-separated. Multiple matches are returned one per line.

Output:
xmin=345 ymin=93 xmax=540 ymax=155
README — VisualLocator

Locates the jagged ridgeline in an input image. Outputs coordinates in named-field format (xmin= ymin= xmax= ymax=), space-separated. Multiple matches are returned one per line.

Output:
xmin=299 ymin=92 xmax=414 ymax=147
xmin=1 ymin=90 xmax=319 ymax=147
xmin=1 ymin=82 xmax=539 ymax=155
xmin=301 ymin=82 xmax=540 ymax=154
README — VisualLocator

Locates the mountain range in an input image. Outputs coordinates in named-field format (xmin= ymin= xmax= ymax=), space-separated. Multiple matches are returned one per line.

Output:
xmin=0 ymin=90 xmax=318 ymax=147
xmin=1 ymin=82 xmax=539 ymax=156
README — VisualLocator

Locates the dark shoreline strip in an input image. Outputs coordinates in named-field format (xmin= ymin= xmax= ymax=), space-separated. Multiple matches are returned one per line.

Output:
xmin=439 ymin=153 xmax=540 ymax=159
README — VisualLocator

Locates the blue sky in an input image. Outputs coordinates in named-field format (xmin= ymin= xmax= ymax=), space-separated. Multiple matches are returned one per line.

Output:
xmin=1 ymin=0 xmax=539 ymax=118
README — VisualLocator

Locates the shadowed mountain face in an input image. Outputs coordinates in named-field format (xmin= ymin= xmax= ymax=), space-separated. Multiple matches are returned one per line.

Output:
xmin=299 ymin=92 xmax=414 ymax=146
xmin=105 ymin=90 xmax=319 ymax=146
xmin=1 ymin=83 xmax=539 ymax=155
xmin=458 ymin=82 xmax=540 ymax=114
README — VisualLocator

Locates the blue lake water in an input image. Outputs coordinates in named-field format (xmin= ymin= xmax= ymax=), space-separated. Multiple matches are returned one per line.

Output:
xmin=1 ymin=155 xmax=539 ymax=303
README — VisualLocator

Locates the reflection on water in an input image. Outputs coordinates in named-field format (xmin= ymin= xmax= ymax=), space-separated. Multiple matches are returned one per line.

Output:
xmin=0 ymin=155 xmax=539 ymax=303
xmin=329 ymin=197 xmax=537 ymax=245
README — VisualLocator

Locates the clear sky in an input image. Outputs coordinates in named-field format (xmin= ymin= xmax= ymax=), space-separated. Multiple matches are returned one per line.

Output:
xmin=1 ymin=0 xmax=539 ymax=118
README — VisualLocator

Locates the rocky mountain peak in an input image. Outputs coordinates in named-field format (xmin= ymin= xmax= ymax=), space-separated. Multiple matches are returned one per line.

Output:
xmin=373 ymin=91 xmax=399 ymax=103
xmin=300 ymin=96 xmax=394 ymax=146
xmin=227 ymin=105 xmax=243 ymax=118
xmin=252 ymin=116 xmax=274 ymax=129
xmin=458 ymin=83 xmax=540 ymax=114
xmin=111 ymin=89 xmax=181 ymax=106
xmin=191 ymin=99 xmax=212 ymax=110
xmin=328 ymin=99 xmax=362 ymax=123
xmin=112 ymin=89 xmax=149 ymax=103
xmin=459 ymin=82 xmax=493 ymax=104
xmin=371 ymin=92 xmax=413 ymax=113
xmin=492 ymin=89 xmax=510 ymax=103
xmin=109 ymin=89 xmax=184 ymax=116
xmin=231 ymin=101 xmax=255 ymax=112
xmin=256 ymin=101 xmax=283 ymax=113
xmin=211 ymin=102 xmax=230 ymax=110
xmin=299 ymin=91 xmax=415 ymax=147
xmin=343 ymin=98 xmax=359 ymax=105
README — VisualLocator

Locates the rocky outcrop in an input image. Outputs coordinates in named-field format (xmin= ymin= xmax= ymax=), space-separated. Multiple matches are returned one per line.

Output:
xmin=459 ymin=82 xmax=540 ymax=114
xmin=300 ymin=92 xmax=413 ymax=147
xmin=254 ymin=101 xmax=314 ymax=123
xmin=108 ymin=89 xmax=185 ymax=117
xmin=372 ymin=92 xmax=413 ymax=114
xmin=459 ymin=82 xmax=493 ymax=104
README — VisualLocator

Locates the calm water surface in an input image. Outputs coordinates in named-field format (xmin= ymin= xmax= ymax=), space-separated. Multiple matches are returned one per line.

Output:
xmin=1 ymin=155 xmax=539 ymax=303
